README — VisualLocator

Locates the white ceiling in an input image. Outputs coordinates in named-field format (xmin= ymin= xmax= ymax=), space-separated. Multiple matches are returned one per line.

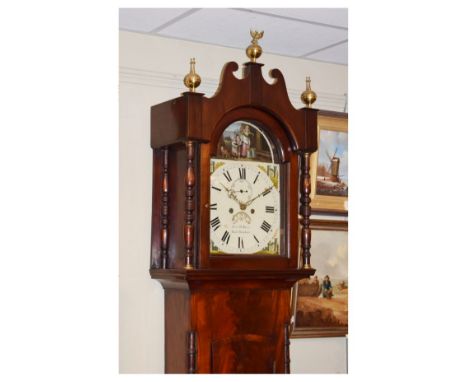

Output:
xmin=119 ymin=8 xmax=348 ymax=65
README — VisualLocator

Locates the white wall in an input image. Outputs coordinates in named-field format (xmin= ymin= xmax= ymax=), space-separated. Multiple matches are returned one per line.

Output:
xmin=291 ymin=337 xmax=347 ymax=373
xmin=119 ymin=30 xmax=348 ymax=374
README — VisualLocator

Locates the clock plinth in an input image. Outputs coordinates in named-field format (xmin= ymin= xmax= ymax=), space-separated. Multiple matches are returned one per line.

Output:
xmin=150 ymin=59 xmax=318 ymax=373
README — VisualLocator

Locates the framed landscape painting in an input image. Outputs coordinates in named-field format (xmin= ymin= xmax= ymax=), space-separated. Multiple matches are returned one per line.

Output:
xmin=292 ymin=220 xmax=348 ymax=338
xmin=310 ymin=111 xmax=348 ymax=213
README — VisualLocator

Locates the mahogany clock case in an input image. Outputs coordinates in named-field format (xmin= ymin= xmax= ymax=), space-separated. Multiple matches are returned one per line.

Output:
xmin=149 ymin=61 xmax=319 ymax=373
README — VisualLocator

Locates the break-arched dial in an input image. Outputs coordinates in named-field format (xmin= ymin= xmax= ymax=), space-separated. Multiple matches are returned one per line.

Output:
xmin=209 ymin=159 xmax=280 ymax=255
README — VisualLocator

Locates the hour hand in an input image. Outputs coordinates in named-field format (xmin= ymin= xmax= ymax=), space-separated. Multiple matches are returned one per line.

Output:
xmin=220 ymin=183 xmax=242 ymax=205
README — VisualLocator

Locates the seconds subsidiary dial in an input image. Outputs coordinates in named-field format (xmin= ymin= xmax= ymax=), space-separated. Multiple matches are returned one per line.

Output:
xmin=209 ymin=159 xmax=280 ymax=255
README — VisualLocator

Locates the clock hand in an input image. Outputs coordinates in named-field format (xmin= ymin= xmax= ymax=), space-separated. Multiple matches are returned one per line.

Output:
xmin=244 ymin=186 xmax=274 ymax=207
xmin=220 ymin=183 xmax=243 ymax=206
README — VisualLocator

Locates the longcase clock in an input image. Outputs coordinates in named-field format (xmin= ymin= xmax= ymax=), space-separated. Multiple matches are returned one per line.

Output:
xmin=149 ymin=31 xmax=318 ymax=373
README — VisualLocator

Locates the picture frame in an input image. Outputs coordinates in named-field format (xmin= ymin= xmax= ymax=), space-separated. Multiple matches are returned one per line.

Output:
xmin=310 ymin=111 xmax=348 ymax=213
xmin=291 ymin=219 xmax=348 ymax=338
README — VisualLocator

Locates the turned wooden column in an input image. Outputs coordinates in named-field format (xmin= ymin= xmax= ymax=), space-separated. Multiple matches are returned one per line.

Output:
xmin=284 ymin=323 xmax=291 ymax=373
xmin=187 ymin=330 xmax=197 ymax=373
xmin=160 ymin=146 xmax=169 ymax=269
xmin=184 ymin=141 xmax=196 ymax=269
xmin=299 ymin=152 xmax=312 ymax=269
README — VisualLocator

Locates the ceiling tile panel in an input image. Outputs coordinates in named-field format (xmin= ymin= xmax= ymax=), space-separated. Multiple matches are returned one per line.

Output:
xmin=119 ymin=8 xmax=191 ymax=33
xmin=306 ymin=42 xmax=348 ymax=65
xmin=157 ymin=8 xmax=347 ymax=57
xmin=249 ymin=8 xmax=348 ymax=28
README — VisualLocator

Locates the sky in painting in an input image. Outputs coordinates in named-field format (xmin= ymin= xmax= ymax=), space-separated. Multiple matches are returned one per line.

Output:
xmin=311 ymin=230 xmax=348 ymax=281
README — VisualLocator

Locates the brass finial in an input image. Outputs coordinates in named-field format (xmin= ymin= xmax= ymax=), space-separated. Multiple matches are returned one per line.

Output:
xmin=301 ymin=76 xmax=317 ymax=107
xmin=183 ymin=58 xmax=201 ymax=92
xmin=246 ymin=29 xmax=264 ymax=63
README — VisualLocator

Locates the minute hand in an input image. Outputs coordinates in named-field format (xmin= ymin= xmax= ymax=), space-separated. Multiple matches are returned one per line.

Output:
xmin=244 ymin=186 xmax=273 ymax=207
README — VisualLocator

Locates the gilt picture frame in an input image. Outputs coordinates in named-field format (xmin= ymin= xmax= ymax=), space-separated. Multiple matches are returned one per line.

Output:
xmin=310 ymin=111 xmax=348 ymax=213
xmin=291 ymin=219 xmax=348 ymax=338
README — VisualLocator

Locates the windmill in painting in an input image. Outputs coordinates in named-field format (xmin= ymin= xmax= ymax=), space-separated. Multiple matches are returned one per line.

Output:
xmin=327 ymin=148 xmax=342 ymax=183
xmin=316 ymin=130 xmax=348 ymax=197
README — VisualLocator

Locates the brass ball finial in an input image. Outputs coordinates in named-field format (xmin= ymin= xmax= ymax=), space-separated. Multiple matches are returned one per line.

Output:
xmin=301 ymin=76 xmax=317 ymax=108
xmin=246 ymin=29 xmax=264 ymax=63
xmin=183 ymin=58 xmax=201 ymax=92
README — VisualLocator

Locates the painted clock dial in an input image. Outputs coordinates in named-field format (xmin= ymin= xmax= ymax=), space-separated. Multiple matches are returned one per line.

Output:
xmin=209 ymin=159 xmax=280 ymax=255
